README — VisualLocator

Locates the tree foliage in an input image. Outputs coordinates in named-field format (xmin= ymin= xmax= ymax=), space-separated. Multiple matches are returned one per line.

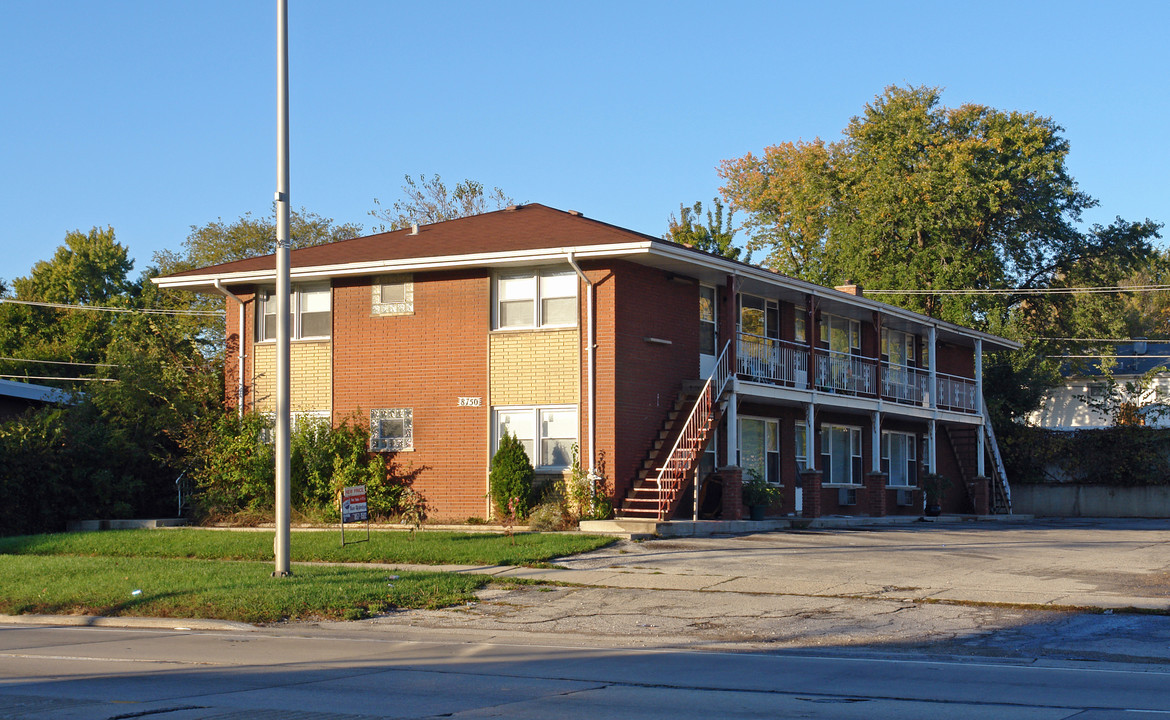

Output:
xmin=369 ymin=174 xmax=515 ymax=232
xmin=719 ymin=85 xmax=1162 ymax=422
xmin=664 ymin=198 xmax=743 ymax=260
xmin=489 ymin=432 xmax=535 ymax=518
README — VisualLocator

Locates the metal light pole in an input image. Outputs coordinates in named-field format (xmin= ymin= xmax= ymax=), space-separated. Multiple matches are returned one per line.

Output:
xmin=273 ymin=0 xmax=292 ymax=577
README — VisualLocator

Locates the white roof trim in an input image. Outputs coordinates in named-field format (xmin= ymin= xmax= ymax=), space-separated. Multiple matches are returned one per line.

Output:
xmin=0 ymin=378 xmax=71 ymax=404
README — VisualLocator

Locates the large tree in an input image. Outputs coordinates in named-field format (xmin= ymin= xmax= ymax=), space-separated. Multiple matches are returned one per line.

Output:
xmin=719 ymin=86 xmax=1162 ymax=421
xmin=664 ymin=198 xmax=743 ymax=261
xmin=719 ymin=85 xmax=1160 ymax=328
xmin=369 ymin=174 xmax=515 ymax=232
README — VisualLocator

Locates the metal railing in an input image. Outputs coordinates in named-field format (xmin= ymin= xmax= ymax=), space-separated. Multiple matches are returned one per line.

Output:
xmin=937 ymin=372 xmax=979 ymax=413
xmin=654 ymin=340 xmax=732 ymax=520
xmin=814 ymin=348 xmax=877 ymax=396
xmin=736 ymin=333 xmax=809 ymax=388
xmin=881 ymin=364 xmax=929 ymax=406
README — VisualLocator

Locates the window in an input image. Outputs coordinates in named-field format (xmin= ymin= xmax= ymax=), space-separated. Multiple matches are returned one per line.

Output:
xmin=819 ymin=313 xmax=860 ymax=353
xmin=494 ymin=405 xmax=577 ymax=468
xmin=372 ymin=274 xmax=413 ymax=315
xmin=699 ymin=285 xmax=717 ymax=356
xmin=258 ymin=410 xmax=330 ymax=444
xmin=795 ymin=307 xmax=807 ymax=344
xmin=370 ymin=408 xmax=413 ymax=451
xmin=820 ymin=424 xmax=862 ymax=485
xmin=882 ymin=328 xmax=915 ymax=367
xmin=795 ymin=421 xmax=809 ymax=471
xmin=739 ymin=417 xmax=780 ymax=484
xmin=739 ymin=294 xmax=778 ymax=339
xmin=495 ymin=268 xmax=577 ymax=329
xmin=257 ymin=284 xmax=331 ymax=341
xmin=882 ymin=431 xmax=917 ymax=487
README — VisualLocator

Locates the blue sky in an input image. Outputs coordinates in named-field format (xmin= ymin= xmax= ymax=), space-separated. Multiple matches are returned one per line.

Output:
xmin=2 ymin=0 xmax=1167 ymax=284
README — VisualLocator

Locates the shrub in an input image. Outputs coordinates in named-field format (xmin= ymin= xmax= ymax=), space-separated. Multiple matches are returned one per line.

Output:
xmin=489 ymin=432 xmax=534 ymax=518
xmin=999 ymin=424 xmax=1170 ymax=486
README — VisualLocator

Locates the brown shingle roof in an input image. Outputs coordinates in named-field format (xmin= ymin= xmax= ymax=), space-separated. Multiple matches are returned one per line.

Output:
xmin=162 ymin=204 xmax=659 ymax=279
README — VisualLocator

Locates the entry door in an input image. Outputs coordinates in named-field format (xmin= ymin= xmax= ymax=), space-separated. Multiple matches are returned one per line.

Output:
xmin=699 ymin=285 xmax=717 ymax=377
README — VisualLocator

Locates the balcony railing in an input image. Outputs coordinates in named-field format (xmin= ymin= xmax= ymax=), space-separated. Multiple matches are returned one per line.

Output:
xmin=737 ymin=334 xmax=808 ymax=388
xmin=735 ymin=332 xmax=979 ymax=414
xmin=814 ymin=348 xmax=876 ymax=396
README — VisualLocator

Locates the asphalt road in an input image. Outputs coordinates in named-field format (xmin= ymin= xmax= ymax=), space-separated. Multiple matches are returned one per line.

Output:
xmin=1 ymin=624 xmax=1169 ymax=719
xmin=3 ymin=518 xmax=1170 ymax=718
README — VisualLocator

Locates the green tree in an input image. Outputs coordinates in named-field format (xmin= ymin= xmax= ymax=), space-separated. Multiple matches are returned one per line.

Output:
xmin=489 ymin=432 xmax=535 ymax=519
xmin=664 ymin=198 xmax=743 ymax=260
xmin=719 ymin=85 xmax=1162 ymax=422
xmin=369 ymin=174 xmax=516 ymax=232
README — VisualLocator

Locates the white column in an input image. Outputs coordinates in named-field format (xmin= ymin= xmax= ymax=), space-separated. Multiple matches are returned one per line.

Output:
xmin=805 ymin=402 xmax=816 ymax=470
xmin=928 ymin=326 xmax=938 ymax=409
xmin=726 ymin=387 xmax=738 ymax=467
xmin=974 ymin=338 xmax=983 ymax=414
xmin=975 ymin=338 xmax=985 ymax=476
xmin=928 ymin=419 xmax=937 ymax=474
xmin=871 ymin=411 xmax=881 ymax=474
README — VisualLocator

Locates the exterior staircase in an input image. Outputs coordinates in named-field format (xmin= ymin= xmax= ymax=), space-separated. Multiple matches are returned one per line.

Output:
xmin=942 ymin=397 xmax=1012 ymax=514
xmin=618 ymin=342 xmax=733 ymax=521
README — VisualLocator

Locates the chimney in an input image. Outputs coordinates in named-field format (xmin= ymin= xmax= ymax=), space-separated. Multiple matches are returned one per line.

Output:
xmin=835 ymin=283 xmax=864 ymax=296
xmin=409 ymin=224 xmax=419 ymax=236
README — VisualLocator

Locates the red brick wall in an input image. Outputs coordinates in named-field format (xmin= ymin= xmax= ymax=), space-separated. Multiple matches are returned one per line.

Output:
xmin=603 ymin=261 xmax=701 ymax=500
xmin=332 ymin=270 xmax=491 ymax=521
xmin=222 ymin=288 xmax=258 ymax=412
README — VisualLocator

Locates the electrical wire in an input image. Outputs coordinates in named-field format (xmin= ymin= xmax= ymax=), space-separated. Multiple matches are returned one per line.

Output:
xmin=0 ymin=298 xmax=221 ymax=316
xmin=865 ymin=285 xmax=1170 ymax=296
xmin=0 ymin=357 xmax=117 ymax=368
xmin=0 ymin=375 xmax=116 ymax=382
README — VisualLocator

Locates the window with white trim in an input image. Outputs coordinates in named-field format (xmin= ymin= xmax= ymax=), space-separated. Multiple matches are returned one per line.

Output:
xmin=881 ymin=328 xmax=915 ymax=367
xmin=495 ymin=268 xmax=577 ymax=329
xmin=257 ymin=284 xmax=331 ymax=341
xmin=699 ymin=285 xmax=717 ymax=356
xmin=820 ymin=424 xmax=862 ymax=485
xmin=494 ymin=405 xmax=577 ymax=468
xmin=795 ymin=307 xmax=807 ymax=344
xmin=819 ymin=313 xmax=860 ymax=354
xmin=882 ymin=430 xmax=917 ymax=487
xmin=795 ymin=421 xmax=809 ymax=471
xmin=739 ymin=417 xmax=780 ymax=484
xmin=739 ymin=294 xmax=779 ymax=339
xmin=259 ymin=410 xmax=330 ymax=444
xmin=370 ymin=408 xmax=413 ymax=452
xmin=372 ymin=274 xmax=413 ymax=316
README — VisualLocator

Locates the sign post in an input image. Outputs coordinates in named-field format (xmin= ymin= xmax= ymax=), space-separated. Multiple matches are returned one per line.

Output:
xmin=340 ymin=485 xmax=369 ymax=546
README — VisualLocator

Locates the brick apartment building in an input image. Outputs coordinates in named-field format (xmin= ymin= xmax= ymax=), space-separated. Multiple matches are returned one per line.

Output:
xmin=156 ymin=204 xmax=1019 ymax=521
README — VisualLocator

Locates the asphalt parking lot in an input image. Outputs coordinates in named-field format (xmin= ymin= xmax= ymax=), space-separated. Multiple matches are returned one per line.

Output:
xmin=351 ymin=517 xmax=1170 ymax=663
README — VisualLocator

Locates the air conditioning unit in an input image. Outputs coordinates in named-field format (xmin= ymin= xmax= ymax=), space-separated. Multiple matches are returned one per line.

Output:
xmin=896 ymin=489 xmax=914 ymax=507
xmin=838 ymin=488 xmax=857 ymax=506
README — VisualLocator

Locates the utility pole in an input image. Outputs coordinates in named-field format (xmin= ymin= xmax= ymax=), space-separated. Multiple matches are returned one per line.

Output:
xmin=273 ymin=0 xmax=292 ymax=577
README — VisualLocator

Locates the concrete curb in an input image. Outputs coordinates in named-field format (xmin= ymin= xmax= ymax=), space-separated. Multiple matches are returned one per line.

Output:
xmin=0 ymin=614 xmax=254 ymax=632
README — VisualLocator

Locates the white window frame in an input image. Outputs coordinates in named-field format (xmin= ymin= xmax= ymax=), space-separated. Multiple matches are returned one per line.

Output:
xmin=820 ymin=423 xmax=862 ymax=486
xmin=795 ymin=421 xmax=809 ymax=472
xmin=257 ymin=283 xmax=332 ymax=341
xmin=881 ymin=430 xmax=917 ymax=487
xmin=370 ymin=408 xmax=413 ymax=452
xmin=738 ymin=293 xmax=779 ymax=339
xmin=819 ymin=313 xmax=860 ymax=353
xmin=738 ymin=416 xmax=780 ymax=485
xmin=493 ymin=404 xmax=578 ymax=469
xmin=699 ymin=284 xmax=717 ymax=356
xmin=881 ymin=327 xmax=916 ymax=367
xmin=795 ymin=307 xmax=807 ymax=344
xmin=372 ymin=274 xmax=414 ymax=316
xmin=494 ymin=268 xmax=578 ymax=330
xmin=259 ymin=410 xmax=330 ymax=444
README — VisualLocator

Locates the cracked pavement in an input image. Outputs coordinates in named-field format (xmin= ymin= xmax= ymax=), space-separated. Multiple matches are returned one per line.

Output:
xmin=346 ymin=518 xmax=1170 ymax=663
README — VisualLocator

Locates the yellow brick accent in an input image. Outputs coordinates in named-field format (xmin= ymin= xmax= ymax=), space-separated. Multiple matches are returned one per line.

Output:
xmin=490 ymin=329 xmax=578 ymax=405
xmin=252 ymin=341 xmax=331 ymax=413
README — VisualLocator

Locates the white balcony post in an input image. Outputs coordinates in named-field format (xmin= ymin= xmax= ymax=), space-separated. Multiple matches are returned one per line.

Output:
xmin=805 ymin=402 xmax=816 ymax=470
xmin=871 ymin=411 xmax=881 ymax=474
xmin=726 ymin=389 xmax=738 ymax=468
xmin=928 ymin=419 xmax=937 ymax=475
xmin=928 ymin=326 xmax=938 ymax=409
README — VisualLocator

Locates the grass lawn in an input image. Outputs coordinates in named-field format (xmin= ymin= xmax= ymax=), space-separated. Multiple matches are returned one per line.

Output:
xmin=0 ymin=555 xmax=487 ymax=623
xmin=0 ymin=529 xmax=616 ymax=624
xmin=0 ymin=528 xmax=615 ymax=566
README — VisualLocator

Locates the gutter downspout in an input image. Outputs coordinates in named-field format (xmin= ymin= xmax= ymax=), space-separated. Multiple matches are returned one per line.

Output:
xmin=214 ymin=280 xmax=247 ymax=418
xmin=566 ymin=252 xmax=596 ymax=481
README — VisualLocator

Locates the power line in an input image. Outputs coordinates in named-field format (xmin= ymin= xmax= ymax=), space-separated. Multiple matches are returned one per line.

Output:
xmin=0 ymin=298 xmax=222 ymax=316
xmin=865 ymin=285 xmax=1170 ymax=296
xmin=0 ymin=357 xmax=117 ymax=368
xmin=0 ymin=375 xmax=116 ymax=382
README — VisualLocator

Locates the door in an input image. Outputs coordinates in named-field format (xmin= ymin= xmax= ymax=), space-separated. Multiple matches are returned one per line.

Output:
xmin=699 ymin=285 xmax=717 ymax=377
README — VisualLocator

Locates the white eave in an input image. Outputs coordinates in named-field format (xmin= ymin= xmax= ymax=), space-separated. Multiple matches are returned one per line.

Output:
xmin=155 ymin=237 xmax=1020 ymax=353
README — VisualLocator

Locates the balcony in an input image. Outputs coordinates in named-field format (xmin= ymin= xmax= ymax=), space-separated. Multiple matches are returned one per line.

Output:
xmin=736 ymin=333 xmax=979 ymax=414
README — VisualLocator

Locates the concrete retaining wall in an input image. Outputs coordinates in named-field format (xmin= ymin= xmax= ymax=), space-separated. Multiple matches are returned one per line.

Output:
xmin=1012 ymin=484 xmax=1170 ymax=517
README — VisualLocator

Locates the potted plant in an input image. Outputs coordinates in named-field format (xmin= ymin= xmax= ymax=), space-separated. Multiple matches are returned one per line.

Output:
xmin=742 ymin=470 xmax=782 ymax=521
xmin=922 ymin=472 xmax=950 ymax=517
